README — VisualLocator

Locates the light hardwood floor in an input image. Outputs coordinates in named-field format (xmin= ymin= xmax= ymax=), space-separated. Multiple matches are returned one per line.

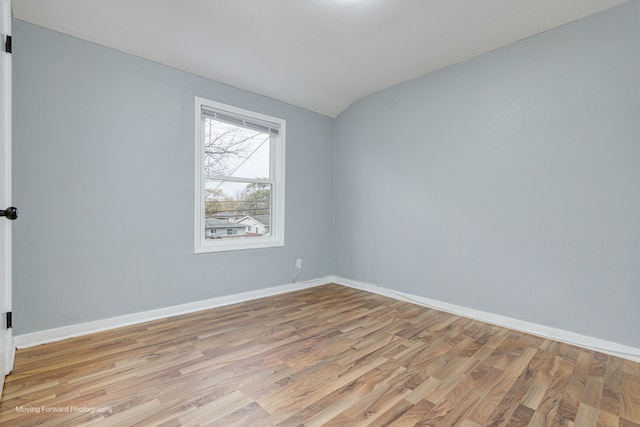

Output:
xmin=0 ymin=284 xmax=639 ymax=426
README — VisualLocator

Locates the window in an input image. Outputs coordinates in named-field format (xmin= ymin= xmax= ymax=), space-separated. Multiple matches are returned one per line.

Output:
xmin=194 ymin=97 xmax=285 ymax=253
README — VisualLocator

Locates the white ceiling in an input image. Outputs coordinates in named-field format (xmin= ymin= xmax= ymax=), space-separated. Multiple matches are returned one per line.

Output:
xmin=12 ymin=0 xmax=628 ymax=117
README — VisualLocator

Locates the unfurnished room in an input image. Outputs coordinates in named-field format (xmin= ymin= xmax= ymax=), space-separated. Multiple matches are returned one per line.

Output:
xmin=0 ymin=0 xmax=639 ymax=425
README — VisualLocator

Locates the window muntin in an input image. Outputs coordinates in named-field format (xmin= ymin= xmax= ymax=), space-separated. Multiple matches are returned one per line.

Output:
xmin=195 ymin=98 xmax=285 ymax=253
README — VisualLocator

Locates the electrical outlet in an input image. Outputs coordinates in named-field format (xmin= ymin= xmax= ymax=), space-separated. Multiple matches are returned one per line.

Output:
xmin=295 ymin=258 xmax=302 ymax=269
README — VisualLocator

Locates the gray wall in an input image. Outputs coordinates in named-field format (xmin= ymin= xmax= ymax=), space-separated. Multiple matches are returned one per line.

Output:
xmin=12 ymin=1 xmax=640 ymax=349
xmin=334 ymin=1 xmax=640 ymax=347
xmin=12 ymin=21 xmax=335 ymax=335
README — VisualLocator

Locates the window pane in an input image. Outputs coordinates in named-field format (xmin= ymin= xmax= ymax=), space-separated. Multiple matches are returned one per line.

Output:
xmin=203 ymin=118 xmax=270 ymax=179
xmin=204 ymin=180 xmax=272 ymax=239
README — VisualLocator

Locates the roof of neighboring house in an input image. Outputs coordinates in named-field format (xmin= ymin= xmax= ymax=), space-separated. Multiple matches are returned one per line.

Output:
xmin=237 ymin=215 xmax=270 ymax=226
xmin=204 ymin=218 xmax=246 ymax=229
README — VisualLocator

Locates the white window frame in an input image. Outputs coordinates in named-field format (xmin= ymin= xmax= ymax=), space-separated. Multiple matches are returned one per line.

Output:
xmin=194 ymin=97 xmax=286 ymax=253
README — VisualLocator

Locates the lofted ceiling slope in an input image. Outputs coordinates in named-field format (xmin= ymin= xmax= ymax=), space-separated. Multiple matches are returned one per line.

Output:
xmin=12 ymin=0 xmax=629 ymax=117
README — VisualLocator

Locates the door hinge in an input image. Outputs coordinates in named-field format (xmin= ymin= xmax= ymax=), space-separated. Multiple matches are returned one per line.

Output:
xmin=5 ymin=312 xmax=12 ymax=329
xmin=5 ymin=35 xmax=11 ymax=54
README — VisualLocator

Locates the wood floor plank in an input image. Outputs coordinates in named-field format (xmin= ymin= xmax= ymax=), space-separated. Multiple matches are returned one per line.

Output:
xmin=572 ymin=403 xmax=599 ymax=427
xmin=621 ymin=373 xmax=640 ymax=423
xmin=391 ymin=399 xmax=437 ymax=426
xmin=526 ymin=356 xmax=573 ymax=427
xmin=506 ymin=403 xmax=535 ymax=426
xmin=595 ymin=409 xmax=618 ymax=427
xmin=551 ymin=374 xmax=587 ymax=426
xmin=600 ymin=355 xmax=624 ymax=416
xmin=521 ymin=350 xmax=559 ymax=410
xmin=1 ymin=283 xmax=638 ymax=426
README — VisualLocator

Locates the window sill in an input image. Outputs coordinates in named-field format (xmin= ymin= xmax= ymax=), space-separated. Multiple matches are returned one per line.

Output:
xmin=194 ymin=237 xmax=284 ymax=253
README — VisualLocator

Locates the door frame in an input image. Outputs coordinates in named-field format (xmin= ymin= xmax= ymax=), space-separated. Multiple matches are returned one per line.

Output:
xmin=0 ymin=0 xmax=14 ymax=398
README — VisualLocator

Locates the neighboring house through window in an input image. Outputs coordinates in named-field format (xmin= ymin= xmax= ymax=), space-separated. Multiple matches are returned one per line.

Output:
xmin=194 ymin=97 xmax=285 ymax=252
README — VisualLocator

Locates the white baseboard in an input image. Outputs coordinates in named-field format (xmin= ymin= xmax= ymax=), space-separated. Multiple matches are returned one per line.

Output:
xmin=13 ymin=277 xmax=332 ymax=349
xmin=14 ymin=275 xmax=640 ymax=363
xmin=331 ymin=275 xmax=640 ymax=363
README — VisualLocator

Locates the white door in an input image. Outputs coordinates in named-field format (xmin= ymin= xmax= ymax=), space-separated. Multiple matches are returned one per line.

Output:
xmin=0 ymin=0 xmax=13 ymax=399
